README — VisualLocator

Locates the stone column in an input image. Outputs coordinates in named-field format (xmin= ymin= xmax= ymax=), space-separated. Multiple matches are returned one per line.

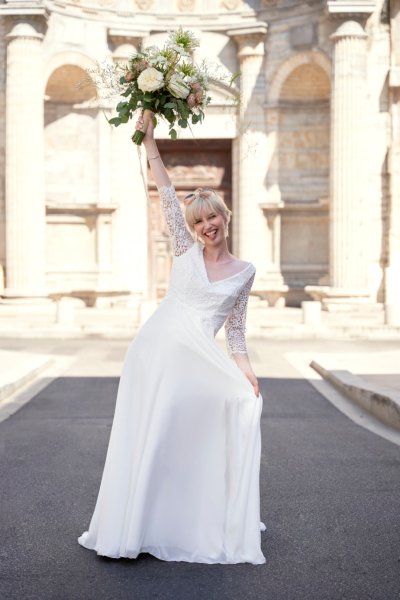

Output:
xmin=384 ymin=0 xmax=400 ymax=322
xmin=109 ymin=35 xmax=149 ymax=302
xmin=329 ymin=20 xmax=369 ymax=295
xmin=4 ymin=22 xmax=46 ymax=298
xmin=229 ymin=25 xmax=269 ymax=271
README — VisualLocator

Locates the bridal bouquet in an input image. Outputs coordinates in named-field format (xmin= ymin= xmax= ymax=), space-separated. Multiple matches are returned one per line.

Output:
xmin=108 ymin=28 xmax=212 ymax=144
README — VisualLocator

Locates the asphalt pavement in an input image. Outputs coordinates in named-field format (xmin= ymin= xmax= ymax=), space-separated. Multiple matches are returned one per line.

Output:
xmin=1 ymin=339 xmax=399 ymax=600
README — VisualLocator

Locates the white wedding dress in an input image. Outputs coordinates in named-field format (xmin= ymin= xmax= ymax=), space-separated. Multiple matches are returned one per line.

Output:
xmin=78 ymin=185 xmax=266 ymax=565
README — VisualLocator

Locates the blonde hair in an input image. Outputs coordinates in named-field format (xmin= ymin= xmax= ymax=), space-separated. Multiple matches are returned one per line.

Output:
xmin=184 ymin=188 xmax=232 ymax=236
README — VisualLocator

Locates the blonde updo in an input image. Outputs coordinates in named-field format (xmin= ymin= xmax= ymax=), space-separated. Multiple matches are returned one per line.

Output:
xmin=184 ymin=187 xmax=232 ymax=236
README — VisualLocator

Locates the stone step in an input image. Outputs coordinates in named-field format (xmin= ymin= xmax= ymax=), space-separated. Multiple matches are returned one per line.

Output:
xmin=310 ymin=352 xmax=400 ymax=432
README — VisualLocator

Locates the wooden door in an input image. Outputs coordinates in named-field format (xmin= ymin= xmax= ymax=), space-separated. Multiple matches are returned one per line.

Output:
xmin=147 ymin=139 xmax=232 ymax=300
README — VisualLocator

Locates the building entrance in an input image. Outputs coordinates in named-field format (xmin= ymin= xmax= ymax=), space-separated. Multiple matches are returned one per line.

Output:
xmin=147 ymin=139 xmax=232 ymax=300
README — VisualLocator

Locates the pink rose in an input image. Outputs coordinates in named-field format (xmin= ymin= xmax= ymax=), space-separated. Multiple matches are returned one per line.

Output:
xmin=194 ymin=90 xmax=203 ymax=103
xmin=136 ymin=59 xmax=149 ymax=73
xmin=191 ymin=82 xmax=202 ymax=93
xmin=187 ymin=93 xmax=197 ymax=108
xmin=125 ymin=71 xmax=134 ymax=82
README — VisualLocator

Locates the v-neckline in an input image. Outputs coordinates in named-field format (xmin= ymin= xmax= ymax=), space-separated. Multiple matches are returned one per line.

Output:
xmin=197 ymin=243 xmax=252 ymax=285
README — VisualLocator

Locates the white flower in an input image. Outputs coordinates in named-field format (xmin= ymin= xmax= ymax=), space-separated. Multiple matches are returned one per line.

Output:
xmin=167 ymin=73 xmax=190 ymax=99
xmin=169 ymin=43 xmax=190 ymax=56
xmin=149 ymin=55 xmax=167 ymax=66
xmin=137 ymin=67 xmax=164 ymax=93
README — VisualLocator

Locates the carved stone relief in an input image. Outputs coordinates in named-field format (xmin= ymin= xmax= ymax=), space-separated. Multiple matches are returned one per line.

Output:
xmin=220 ymin=0 xmax=241 ymax=9
xmin=177 ymin=0 xmax=196 ymax=11
xmin=134 ymin=0 xmax=154 ymax=10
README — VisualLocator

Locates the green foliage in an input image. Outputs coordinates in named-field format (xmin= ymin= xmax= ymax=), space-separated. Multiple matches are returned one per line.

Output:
xmin=168 ymin=27 xmax=199 ymax=51
xmin=229 ymin=71 xmax=241 ymax=86
xmin=179 ymin=62 xmax=196 ymax=77
xmin=104 ymin=28 xmax=236 ymax=143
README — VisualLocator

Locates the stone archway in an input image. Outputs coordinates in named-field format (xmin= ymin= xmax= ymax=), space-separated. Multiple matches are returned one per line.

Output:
xmin=265 ymin=51 xmax=331 ymax=304
xmin=44 ymin=62 xmax=116 ymax=301
xmin=269 ymin=50 xmax=331 ymax=102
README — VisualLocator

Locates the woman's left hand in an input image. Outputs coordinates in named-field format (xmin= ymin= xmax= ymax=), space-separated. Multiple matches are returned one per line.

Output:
xmin=243 ymin=368 xmax=260 ymax=397
xmin=233 ymin=353 xmax=260 ymax=397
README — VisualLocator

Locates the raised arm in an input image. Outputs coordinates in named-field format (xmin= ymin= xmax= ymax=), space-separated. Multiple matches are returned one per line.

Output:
xmin=138 ymin=111 xmax=193 ymax=257
xmin=225 ymin=271 xmax=260 ymax=397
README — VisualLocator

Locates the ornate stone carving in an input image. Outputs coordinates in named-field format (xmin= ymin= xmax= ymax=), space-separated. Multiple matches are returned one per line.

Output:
xmin=177 ymin=0 xmax=196 ymax=11
xmin=134 ymin=0 xmax=154 ymax=10
xmin=221 ymin=0 xmax=241 ymax=10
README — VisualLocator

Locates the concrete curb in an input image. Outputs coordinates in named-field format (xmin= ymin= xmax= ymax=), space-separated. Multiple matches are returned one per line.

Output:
xmin=310 ymin=360 xmax=400 ymax=433
xmin=0 ymin=353 xmax=54 ymax=404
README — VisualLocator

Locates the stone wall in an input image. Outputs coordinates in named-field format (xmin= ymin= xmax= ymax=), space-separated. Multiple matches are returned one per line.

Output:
xmin=0 ymin=0 xmax=396 ymax=309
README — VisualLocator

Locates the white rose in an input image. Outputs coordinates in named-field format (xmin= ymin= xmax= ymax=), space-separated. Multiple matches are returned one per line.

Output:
xmin=137 ymin=67 xmax=164 ymax=93
xmin=167 ymin=73 xmax=190 ymax=99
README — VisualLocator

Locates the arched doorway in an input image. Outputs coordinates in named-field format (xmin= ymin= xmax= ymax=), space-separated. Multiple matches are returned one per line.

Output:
xmin=44 ymin=63 xmax=116 ymax=302
xmin=147 ymin=139 xmax=232 ymax=300
xmin=267 ymin=52 xmax=331 ymax=304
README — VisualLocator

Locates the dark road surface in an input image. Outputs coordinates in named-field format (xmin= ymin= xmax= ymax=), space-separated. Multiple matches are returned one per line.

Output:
xmin=1 ymin=341 xmax=400 ymax=600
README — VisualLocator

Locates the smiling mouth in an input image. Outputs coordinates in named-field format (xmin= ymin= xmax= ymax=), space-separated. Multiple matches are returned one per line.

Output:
xmin=203 ymin=228 xmax=218 ymax=239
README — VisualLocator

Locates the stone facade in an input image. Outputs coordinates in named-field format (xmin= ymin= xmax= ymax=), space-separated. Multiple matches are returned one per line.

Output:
xmin=0 ymin=0 xmax=397 ymax=312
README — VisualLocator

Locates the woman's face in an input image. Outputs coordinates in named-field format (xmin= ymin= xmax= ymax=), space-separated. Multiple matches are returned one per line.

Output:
xmin=193 ymin=208 xmax=226 ymax=246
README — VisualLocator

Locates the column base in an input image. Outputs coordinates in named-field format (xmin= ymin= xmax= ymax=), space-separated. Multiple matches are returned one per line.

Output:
xmin=254 ymin=273 xmax=289 ymax=307
xmin=305 ymin=286 xmax=377 ymax=312
xmin=384 ymin=265 xmax=400 ymax=306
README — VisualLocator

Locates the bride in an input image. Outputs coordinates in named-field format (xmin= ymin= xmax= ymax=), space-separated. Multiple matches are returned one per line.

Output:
xmin=78 ymin=111 xmax=266 ymax=565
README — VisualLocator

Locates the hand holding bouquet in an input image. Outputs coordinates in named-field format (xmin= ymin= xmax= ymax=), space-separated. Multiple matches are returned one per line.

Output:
xmin=108 ymin=28 xmax=211 ymax=144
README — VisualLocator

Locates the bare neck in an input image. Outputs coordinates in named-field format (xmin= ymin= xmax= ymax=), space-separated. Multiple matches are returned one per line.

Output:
xmin=202 ymin=240 xmax=232 ymax=263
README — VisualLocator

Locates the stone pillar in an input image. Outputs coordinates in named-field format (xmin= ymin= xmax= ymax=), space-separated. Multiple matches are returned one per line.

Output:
xmin=4 ymin=22 xmax=46 ymax=298
xmin=329 ymin=20 xmax=369 ymax=296
xmin=385 ymin=0 xmax=400 ymax=320
xmin=229 ymin=25 xmax=269 ymax=271
xmin=109 ymin=35 xmax=149 ymax=301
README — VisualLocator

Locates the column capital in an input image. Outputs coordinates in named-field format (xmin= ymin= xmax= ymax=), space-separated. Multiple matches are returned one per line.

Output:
xmin=228 ymin=23 xmax=267 ymax=58
xmin=107 ymin=28 xmax=148 ymax=60
xmin=6 ymin=21 xmax=44 ymax=42
xmin=107 ymin=28 xmax=147 ymax=46
xmin=330 ymin=19 xmax=367 ymax=41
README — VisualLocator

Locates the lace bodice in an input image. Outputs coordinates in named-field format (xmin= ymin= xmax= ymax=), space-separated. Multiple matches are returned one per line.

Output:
xmin=158 ymin=184 xmax=255 ymax=355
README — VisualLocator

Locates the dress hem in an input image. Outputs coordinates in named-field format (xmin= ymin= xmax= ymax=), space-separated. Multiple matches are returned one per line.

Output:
xmin=78 ymin=536 xmax=266 ymax=565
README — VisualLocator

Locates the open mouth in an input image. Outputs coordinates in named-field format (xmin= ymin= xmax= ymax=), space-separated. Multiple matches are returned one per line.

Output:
xmin=203 ymin=228 xmax=218 ymax=240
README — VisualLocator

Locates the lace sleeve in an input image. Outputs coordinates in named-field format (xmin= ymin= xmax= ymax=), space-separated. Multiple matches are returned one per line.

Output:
xmin=225 ymin=270 xmax=255 ymax=356
xmin=158 ymin=184 xmax=194 ymax=257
